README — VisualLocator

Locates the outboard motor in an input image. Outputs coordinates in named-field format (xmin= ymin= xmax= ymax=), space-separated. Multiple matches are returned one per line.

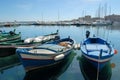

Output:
xmin=86 ymin=30 xmax=90 ymax=38
xmin=9 ymin=31 xmax=15 ymax=35
xmin=54 ymin=35 xmax=60 ymax=40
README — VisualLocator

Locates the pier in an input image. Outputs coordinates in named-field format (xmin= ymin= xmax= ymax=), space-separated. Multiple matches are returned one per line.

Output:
xmin=0 ymin=20 xmax=113 ymax=27
xmin=1 ymin=14 xmax=118 ymax=27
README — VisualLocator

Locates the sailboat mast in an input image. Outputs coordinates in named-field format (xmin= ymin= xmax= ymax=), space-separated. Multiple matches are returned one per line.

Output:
xmin=41 ymin=12 xmax=43 ymax=22
xmin=98 ymin=4 xmax=101 ymax=19
xmin=109 ymin=6 xmax=111 ymax=15
xmin=58 ymin=9 xmax=60 ymax=21
xmin=104 ymin=3 xmax=107 ymax=18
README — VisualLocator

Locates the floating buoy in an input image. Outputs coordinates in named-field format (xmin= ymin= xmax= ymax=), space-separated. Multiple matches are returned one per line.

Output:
xmin=54 ymin=54 xmax=64 ymax=61
xmin=74 ymin=44 xmax=80 ymax=50
xmin=33 ymin=37 xmax=42 ymax=42
xmin=114 ymin=49 xmax=118 ymax=54
xmin=111 ymin=63 xmax=116 ymax=68
xmin=51 ymin=35 xmax=56 ymax=39
xmin=24 ymin=38 xmax=34 ymax=43
xmin=43 ymin=37 xmax=48 ymax=41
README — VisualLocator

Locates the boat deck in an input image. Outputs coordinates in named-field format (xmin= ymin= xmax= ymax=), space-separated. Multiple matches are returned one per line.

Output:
xmin=85 ymin=44 xmax=111 ymax=56
xmin=28 ymin=49 xmax=56 ymax=54
xmin=28 ymin=44 xmax=67 ymax=54
xmin=86 ymin=44 xmax=109 ymax=51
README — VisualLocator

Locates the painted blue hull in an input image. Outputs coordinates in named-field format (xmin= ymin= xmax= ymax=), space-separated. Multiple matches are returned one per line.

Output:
xmin=18 ymin=50 xmax=72 ymax=71
xmin=81 ymin=51 xmax=114 ymax=70
xmin=81 ymin=50 xmax=114 ymax=71
xmin=82 ymin=55 xmax=110 ymax=70
xmin=81 ymin=37 xmax=114 ymax=70
xmin=17 ymin=37 xmax=74 ymax=71
xmin=22 ymin=58 xmax=57 ymax=69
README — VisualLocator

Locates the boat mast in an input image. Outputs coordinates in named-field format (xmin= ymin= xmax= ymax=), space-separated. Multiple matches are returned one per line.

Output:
xmin=106 ymin=5 xmax=111 ymax=41
xmin=102 ymin=3 xmax=107 ymax=39
xmin=96 ymin=4 xmax=101 ymax=37
xmin=41 ymin=12 xmax=44 ymax=24
xmin=98 ymin=4 xmax=101 ymax=19
xmin=109 ymin=5 xmax=111 ymax=16
xmin=58 ymin=9 xmax=60 ymax=22
xmin=104 ymin=3 xmax=107 ymax=18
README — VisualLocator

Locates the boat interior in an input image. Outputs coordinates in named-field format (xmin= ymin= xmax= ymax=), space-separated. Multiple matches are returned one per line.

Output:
xmin=84 ymin=38 xmax=106 ymax=44
xmin=82 ymin=38 xmax=113 ymax=56
xmin=28 ymin=43 xmax=71 ymax=54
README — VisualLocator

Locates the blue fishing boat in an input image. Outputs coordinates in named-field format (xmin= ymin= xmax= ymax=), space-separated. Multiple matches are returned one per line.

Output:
xmin=80 ymin=37 xmax=116 ymax=70
xmin=16 ymin=37 xmax=74 ymax=72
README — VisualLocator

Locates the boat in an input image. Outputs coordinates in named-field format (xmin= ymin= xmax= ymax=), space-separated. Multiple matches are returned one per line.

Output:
xmin=80 ymin=37 xmax=116 ymax=70
xmin=92 ymin=20 xmax=113 ymax=26
xmin=16 ymin=37 xmax=74 ymax=72
xmin=0 ymin=30 xmax=60 ymax=57
xmin=0 ymin=29 xmax=21 ymax=43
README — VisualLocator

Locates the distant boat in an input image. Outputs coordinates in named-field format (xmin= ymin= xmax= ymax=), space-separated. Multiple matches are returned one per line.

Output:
xmin=32 ymin=21 xmax=41 ymax=25
xmin=16 ymin=37 xmax=74 ymax=72
xmin=0 ymin=30 xmax=60 ymax=57
xmin=92 ymin=20 xmax=112 ymax=26
xmin=4 ymin=23 xmax=11 ymax=27
xmin=80 ymin=37 xmax=116 ymax=70
xmin=0 ymin=29 xmax=21 ymax=43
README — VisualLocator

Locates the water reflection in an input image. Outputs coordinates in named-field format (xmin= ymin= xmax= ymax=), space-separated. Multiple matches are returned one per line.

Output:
xmin=0 ymin=54 xmax=20 ymax=70
xmin=77 ymin=55 xmax=112 ymax=80
xmin=0 ymin=54 xmax=25 ymax=80
xmin=24 ymin=51 xmax=76 ymax=80
xmin=0 ymin=25 xmax=119 ymax=80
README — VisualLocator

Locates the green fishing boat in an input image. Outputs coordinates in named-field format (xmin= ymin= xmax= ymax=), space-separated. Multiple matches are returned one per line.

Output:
xmin=0 ymin=30 xmax=60 ymax=57
xmin=0 ymin=29 xmax=21 ymax=43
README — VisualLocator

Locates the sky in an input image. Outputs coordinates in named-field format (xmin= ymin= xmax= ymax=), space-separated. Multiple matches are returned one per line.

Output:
xmin=0 ymin=0 xmax=119 ymax=21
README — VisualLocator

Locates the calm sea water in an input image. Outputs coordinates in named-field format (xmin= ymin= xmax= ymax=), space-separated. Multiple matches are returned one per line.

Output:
xmin=0 ymin=25 xmax=120 ymax=80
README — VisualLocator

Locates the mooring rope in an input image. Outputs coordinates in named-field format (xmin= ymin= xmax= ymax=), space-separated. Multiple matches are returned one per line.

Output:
xmin=96 ymin=53 xmax=100 ymax=80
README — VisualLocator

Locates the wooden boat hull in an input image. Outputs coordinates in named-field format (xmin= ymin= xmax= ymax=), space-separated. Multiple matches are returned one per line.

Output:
xmin=0 ymin=31 xmax=60 ymax=57
xmin=0 ymin=40 xmax=52 ymax=57
xmin=16 ymin=37 xmax=74 ymax=72
xmin=17 ymin=48 xmax=72 ymax=71
xmin=0 ymin=33 xmax=21 ymax=43
xmin=81 ymin=54 xmax=112 ymax=71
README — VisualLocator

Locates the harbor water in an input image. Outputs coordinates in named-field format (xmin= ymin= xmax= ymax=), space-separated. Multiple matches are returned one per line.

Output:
xmin=0 ymin=25 xmax=120 ymax=80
